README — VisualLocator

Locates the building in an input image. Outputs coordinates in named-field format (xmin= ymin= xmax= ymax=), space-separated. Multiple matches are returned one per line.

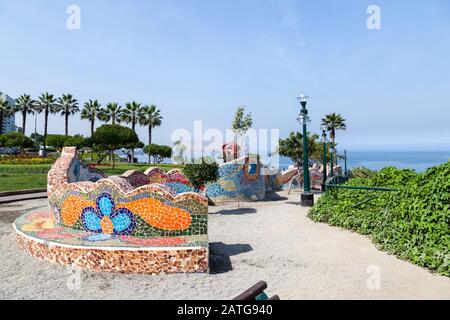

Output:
xmin=0 ymin=91 xmax=17 ymax=133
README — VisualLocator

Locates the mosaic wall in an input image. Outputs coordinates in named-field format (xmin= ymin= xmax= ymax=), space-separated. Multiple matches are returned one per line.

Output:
xmin=145 ymin=168 xmax=197 ymax=194
xmin=205 ymin=156 xmax=284 ymax=204
xmin=15 ymin=211 xmax=208 ymax=274
xmin=47 ymin=148 xmax=208 ymax=239
xmin=14 ymin=147 xmax=209 ymax=274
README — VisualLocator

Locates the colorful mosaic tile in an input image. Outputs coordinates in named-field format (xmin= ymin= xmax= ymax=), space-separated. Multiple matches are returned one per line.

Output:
xmin=14 ymin=147 xmax=209 ymax=274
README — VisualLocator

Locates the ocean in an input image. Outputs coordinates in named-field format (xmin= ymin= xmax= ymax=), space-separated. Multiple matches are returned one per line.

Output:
xmin=134 ymin=149 xmax=450 ymax=173
xmin=278 ymin=151 xmax=450 ymax=172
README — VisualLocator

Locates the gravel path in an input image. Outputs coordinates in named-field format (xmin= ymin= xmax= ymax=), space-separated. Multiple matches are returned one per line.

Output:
xmin=1 ymin=192 xmax=449 ymax=300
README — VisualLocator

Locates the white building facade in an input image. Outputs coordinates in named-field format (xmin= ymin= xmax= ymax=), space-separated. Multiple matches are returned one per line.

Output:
xmin=0 ymin=92 xmax=17 ymax=133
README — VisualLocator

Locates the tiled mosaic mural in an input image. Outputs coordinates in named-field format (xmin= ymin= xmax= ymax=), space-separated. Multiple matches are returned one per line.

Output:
xmin=205 ymin=156 xmax=284 ymax=204
xmin=15 ymin=147 xmax=208 ymax=274
xmin=47 ymin=148 xmax=208 ymax=238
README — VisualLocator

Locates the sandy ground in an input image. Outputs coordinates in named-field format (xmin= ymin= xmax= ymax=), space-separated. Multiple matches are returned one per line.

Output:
xmin=1 ymin=191 xmax=449 ymax=300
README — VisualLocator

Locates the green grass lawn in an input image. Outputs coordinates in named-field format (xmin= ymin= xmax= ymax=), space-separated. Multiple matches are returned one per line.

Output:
xmin=0 ymin=173 xmax=48 ymax=192
xmin=0 ymin=163 xmax=183 ymax=192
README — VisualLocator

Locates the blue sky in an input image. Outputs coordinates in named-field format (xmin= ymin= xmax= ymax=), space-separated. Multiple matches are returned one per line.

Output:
xmin=1 ymin=0 xmax=449 ymax=151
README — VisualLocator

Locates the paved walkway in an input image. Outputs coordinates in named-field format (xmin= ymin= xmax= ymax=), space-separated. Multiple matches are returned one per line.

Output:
xmin=1 ymin=192 xmax=449 ymax=299
xmin=0 ymin=192 xmax=47 ymax=205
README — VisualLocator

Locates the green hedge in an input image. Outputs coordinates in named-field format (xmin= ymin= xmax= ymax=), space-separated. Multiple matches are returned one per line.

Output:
xmin=309 ymin=165 xmax=450 ymax=276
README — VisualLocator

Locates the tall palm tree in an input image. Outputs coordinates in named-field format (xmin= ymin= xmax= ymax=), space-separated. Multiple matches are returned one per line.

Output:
xmin=121 ymin=101 xmax=141 ymax=131
xmin=121 ymin=101 xmax=142 ymax=162
xmin=34 ymin=93 xmax=59 ymax=156
xmin=321 ymin=113 xmax=346 ymax=167
xmin=0 ymin=97 xmax=13 ymax=135
xmin=321 ymin=113 xmax=347 ymax=144
xmin=139 ymin=105 xmax=163 ymax=163
xmin=81 ymin=99 xmax=102 ymax=137
xmin=57 ymin=94 xmax=79 ymax=136
xmin=14 ymin=94 xmax=35 ymax=134
xmin=99 ymin=103 xmax=122 ymax=124
xmin=139 ymin=104 xmax=162 ymax=145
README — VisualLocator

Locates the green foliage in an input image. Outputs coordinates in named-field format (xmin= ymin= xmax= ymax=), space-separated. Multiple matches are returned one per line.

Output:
xmin=143 ymin=144 xmax=172 ymax=163
xmin=350 ymin=166 xmax=377 ymax=179
xmin=0 ymin=155 xmax=54 ymax=165
xmin=232 ymin=106 xmax=253 ymax=137
xmin=0 ymin=132 xmax=34 ymax=154
xmin=63 ymin=134 xmax=87 ymax=149
xmin=278 ymin=132 xmax=320 ymax=167
xmin=91 ymin=124 xmax=139 ymax=168
xmin=309 ymin=165 xmax=450 ymax=276
xmin=46 ymin=134 xmax=69 ymax=150
xmin=182 ymin=159 xmax=219 ymax=191
xmin=321 ymin=113 xmax=346 ymax=143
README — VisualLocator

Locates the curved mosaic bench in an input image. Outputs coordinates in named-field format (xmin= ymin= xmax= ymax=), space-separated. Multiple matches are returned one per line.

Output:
xmin=205 ymin=156 xmax=284 ymax=204
xmin=14 ymin=147 xmax=208 ymax=274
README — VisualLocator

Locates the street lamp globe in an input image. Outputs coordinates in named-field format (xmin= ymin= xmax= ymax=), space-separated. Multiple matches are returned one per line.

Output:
xmin=321 ymin=125 xmax=327 ymax=132
xmin=297 ymin=94 xmax=309 ymax=103
xmin=296 ymin=113 xmax=310 ymax=125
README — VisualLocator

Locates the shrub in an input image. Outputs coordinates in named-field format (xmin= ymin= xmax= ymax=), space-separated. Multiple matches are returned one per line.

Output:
xmin=0 ymin=132 xmax=34 ymax=155
xmin=350 ymin=166 xmax=376 ymax=179
xmin=0 ymin=155 xmax=55 ymax=165
xmin=182 ymin=159 xmax=219 ymax=192
xmin=309 ymin=165 xmax=450 ymax=276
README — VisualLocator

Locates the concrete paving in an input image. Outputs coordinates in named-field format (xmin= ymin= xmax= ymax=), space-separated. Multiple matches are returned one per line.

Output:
xmin=1 ymin=192 xmax=449 ymax=300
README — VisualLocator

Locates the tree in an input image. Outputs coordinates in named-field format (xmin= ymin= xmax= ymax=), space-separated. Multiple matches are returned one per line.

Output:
xmin=34 ymin=92 xmax=59 ymax=156
xmin=81 ymin=99 xmax=102 ymax=137
xmin=0 ymin=132 xmax=34 ymax=155
xmin=321 ymin=113 xmax=346 ymax=144
xmin=182 ymin=159 xmax=220 ymax=192
xmin=57 ymin=94 xmax=79 ymax=136
xmin=46 ymin=134 xmax=69 ymax=151
xmin=139 ymin=104 xmax=162 ymax=146
xmin=173 ymin=140 xmax=187 ymax=164
xmin=30 ymin=132 xmax=44 ymax=150
xmin=99 ymin=103 xmax=122 ymax=124
xmin=0 ymin=97 xmax=13 ymax=135
xmin=121 ymin=101 xmax=142 ymax=162
xmin=143 ymin=144 xmax=172 ymax=164
xmin=278 ymin=132 xmax=319 ymax=168
xmin=91 ymin=124 xmax=139 ymax=168
xmin=15 ymin=94 xmax=35 ymax=134
xmin=64 ymin=134 xmax=87 ymax=150
xmin=231 ymin=106 xmax=253 ymax=158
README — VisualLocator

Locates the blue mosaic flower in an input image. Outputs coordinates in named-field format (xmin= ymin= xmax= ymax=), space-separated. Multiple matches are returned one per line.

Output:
xmin=81 ymin=193 xmax=136 ymax=235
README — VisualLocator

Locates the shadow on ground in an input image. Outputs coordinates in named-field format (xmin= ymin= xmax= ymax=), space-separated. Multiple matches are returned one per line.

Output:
xmin=212 ymin=208 xmax=257 ymax=215
xmin=0 ymin=205 xmax=45 ymax=224
xmin=209 ymin=242 xmax=253 ymax=274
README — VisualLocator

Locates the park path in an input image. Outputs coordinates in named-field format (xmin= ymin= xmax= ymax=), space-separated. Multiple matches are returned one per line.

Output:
xmin=0 ymin=193 xmax=449 ymax=299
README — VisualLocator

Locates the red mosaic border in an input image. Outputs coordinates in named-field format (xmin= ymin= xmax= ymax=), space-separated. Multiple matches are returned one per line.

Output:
xmin=16 ymin=233 xmax=209 ymax=275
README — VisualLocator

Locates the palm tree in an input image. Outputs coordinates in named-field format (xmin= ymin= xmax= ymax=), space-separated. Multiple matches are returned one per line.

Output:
xmin=81 ymin=99 xmax=102 ymax=137
xmin=121 ymin=101 xmax=141 ymax=131
xmin=139 ymin=105 xmax=163 ymax=163
xmin=321 ymin=113 xmax=346 ymax=167
xmin=321 ymin=113 xmax=347 ymax=144
xmin=121 ymin=101 xmax=142 ymax=162
xmin=57 ymin=94 xmax=79 ymax=136
xmin=34 ymin=93 xmax=59 ymax=156
xmin=99 ymin=103 xmax=122 ymax=124
xmin=14 ymin=94 xmax=35 ymax=134
xmin=139 ymin=104 xmax=162 ymax=145
xmin=0 ymin=97 xmax=13 ymax=135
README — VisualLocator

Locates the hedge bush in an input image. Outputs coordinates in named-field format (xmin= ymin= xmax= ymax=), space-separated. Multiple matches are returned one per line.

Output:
xmin=309 ymin=165 xmax=450 ymax=276
xmin=0 ymin=155 xmax=55 ymax=165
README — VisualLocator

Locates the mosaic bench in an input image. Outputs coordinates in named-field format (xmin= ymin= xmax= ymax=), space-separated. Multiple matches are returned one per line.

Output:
xmin=14 ymin=147 xmax=208 ymax=274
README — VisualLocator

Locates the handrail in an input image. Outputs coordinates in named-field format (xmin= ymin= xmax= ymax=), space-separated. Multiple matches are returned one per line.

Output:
xmin=325 ymin=184 xmax=398 ymax=192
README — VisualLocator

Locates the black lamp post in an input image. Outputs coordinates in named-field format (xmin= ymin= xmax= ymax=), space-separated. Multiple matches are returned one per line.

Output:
xmin=321 ymin=125 xmax=328 ymax=192
xmin=296 ymin=94 xmax=314 ymax=207
xmin=329 ymin=143 xmax=334 ymax=177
